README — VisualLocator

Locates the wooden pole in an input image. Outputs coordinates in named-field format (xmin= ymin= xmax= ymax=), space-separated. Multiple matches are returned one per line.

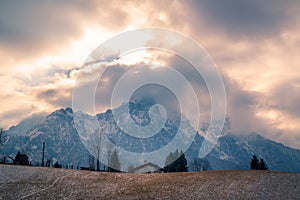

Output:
xmin=42 ymin=142 xmax=45 ymax=167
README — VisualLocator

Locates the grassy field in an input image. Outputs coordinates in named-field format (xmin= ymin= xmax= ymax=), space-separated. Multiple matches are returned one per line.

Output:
xmin=0 ymin=164 xmax=299 ymax=199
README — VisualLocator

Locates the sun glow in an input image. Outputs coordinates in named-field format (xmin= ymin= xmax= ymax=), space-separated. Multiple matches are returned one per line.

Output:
xmin=256 ymin=109 xmax=300 ymax=131
xmin=17 ymin=27 xmax=114 ymax=75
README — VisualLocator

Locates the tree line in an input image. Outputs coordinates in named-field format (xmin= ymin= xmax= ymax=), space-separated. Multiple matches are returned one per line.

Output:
xmin=1 ymin=127 xmax=270 ymax=172
xmin=163 ymin=149 xmax=210 ymax=172
xmin=250 ymin=155 xmax=268 ymax=170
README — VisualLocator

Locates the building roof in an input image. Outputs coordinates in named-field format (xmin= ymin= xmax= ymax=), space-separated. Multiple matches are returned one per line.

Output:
xmin=129 ymin=162 xmax=162 ymax=173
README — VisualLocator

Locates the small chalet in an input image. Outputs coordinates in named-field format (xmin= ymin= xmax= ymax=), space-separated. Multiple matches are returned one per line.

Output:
xmin=129 ymin=162 xmax=164 ymax=173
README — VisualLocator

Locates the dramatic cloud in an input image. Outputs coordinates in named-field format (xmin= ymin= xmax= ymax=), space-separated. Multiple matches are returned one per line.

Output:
xmin=0 ymin=1 xmax=300 ymax=149
xmin=186 ymin=0 xmax=300 ymax=40
xmin=0 ymin=0 xmax=132 ymax=60
xmin=268 ymin=80 xmax=300 ymax=118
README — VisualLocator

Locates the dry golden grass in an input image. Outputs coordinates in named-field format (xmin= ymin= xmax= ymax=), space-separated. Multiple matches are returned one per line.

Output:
xmin=0 ymin=165 xmax=299 ymax=199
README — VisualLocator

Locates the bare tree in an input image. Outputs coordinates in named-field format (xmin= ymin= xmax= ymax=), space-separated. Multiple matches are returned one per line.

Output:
xmin=0 ymin=128 xmax=4 ymax=159
xmin=110 ymin=149 xmax=121 ymax=172
xmin=90 ymin=128 xmax=104 ymax=171
xmin=191 ymin=157 xmax=210 ymax=171
xmin=107 ymin=141 xmax=112 ymax=172
xmin=0 ymin=128 xmax=3 ymax=149
xmin=88 ymin=155 xmax=95 ymax=170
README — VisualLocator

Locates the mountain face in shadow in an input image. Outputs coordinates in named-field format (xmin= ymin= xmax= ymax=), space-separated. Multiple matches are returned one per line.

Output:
xmin=1 ymin=103 xmax=300 ymax=172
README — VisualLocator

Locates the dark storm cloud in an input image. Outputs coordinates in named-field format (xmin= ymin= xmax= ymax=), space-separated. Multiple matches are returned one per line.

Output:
xmin=33 ymin=87 xmax=72 ymax=108
xmin=93 ymin=63 xmax=185 ymax=114
xmin=224 ymin=78 xmax=267 ymax=134
xmin=186 ymin=0 xmax=299 ymax=39
xmin=165 ymin=53 xmax=271 ymax=134
xmin=94 ymin=64 xmax=128 ymax=111
xmin=268 ymin=80 xmax=300 ymax=118
xmin=227 ymin=81 xmax=259 ymax=108
xmin=0 ymin=0 xmax=299 ymax=149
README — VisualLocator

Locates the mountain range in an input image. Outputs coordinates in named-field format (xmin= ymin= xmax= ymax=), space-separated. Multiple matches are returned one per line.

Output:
xmin=1 ymin=100 xmax=300 ymax=172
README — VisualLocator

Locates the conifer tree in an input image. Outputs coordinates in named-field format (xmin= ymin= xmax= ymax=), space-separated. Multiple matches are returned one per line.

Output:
xmin=14 ymin=151 xmax=29 ymax=165
xmin=251 ymin=155 xmax=269 ymax=170
xmin=250 ymin=155 xmax=259 ymax=170
xmin=164 ymin=150 xmax=188 ymax=172
xmin=259 ymin=158 xmax=268 ymax=170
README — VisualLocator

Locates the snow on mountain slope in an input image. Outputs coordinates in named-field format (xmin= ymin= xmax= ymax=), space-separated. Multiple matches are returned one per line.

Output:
xmin=200 ymin=133 xmax=300 ymax=172
xmin=2 ymin=108 xmax=91 ymax=167
xmin=5 ymin=112 xmax=47 ymax=137
xmin=1 ymin=103 xmax=300 ymax=172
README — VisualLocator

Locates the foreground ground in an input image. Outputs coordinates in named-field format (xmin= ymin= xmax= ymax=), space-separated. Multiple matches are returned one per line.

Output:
xmin=0 ymin=165 xmax=299 ymax=199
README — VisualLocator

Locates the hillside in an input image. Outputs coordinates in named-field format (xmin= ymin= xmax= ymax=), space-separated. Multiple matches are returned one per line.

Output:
xmin=2 ymin=107 xmax=300 ymax=172
xmin=0 ymin=165 xmax=299 ymax=199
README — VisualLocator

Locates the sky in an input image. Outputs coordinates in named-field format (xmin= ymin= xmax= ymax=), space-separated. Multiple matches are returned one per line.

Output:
xmin=0 ymin=0 xmax=300 ymax=149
